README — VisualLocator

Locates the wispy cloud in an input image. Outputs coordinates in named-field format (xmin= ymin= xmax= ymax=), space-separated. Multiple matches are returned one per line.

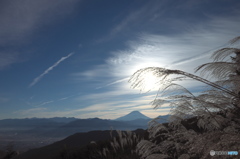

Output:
xmin=0 ymin=52 xmax=20 ymax=70
xmin=14 ymin=107 xmax=48 ymax=116
xmin=72 ymin=65 xmax=110 ymax=80
xmin=0 ymin=97 xmax=9 ymax=103
xmin=32 ymin=94 xmax=75 ymax=107
xmin=97 ymin=1 xmax=165 ymax=43
xmin=74 ymin=14 xmax=240 ymax=118
xmin=13 ymin=107 xmax=76 ymax=118
xmin=110 ymin=8 xmax=144 ymax=36
xmin=29 ymin=52 xmax=74 ymax=87
xmin=73 ymin=89 xmax=170 ymax=119
xmin=106 ymin=14 xmax=240 ymax=86
xmin=0 ymin=0 xmax=80 ymax=46
xmin=35 ymin=100 xmax=54 ymax=107
xmin=0 ymin=0 xmax=80 ymax=70
xmin=96 ymin=78 xmax=129 ymax=89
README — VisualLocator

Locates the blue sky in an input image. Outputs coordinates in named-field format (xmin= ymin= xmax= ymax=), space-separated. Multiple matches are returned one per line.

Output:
xmin=0 ymin=0 xmax=240 ymax=119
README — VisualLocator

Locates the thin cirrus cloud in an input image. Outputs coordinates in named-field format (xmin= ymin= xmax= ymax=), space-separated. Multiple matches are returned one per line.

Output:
xmin=97 ymin=0 xmax=165 ymax=43
xmin=35 ymin=100 xmax=54 ymax=107
xmin=96 ymin=78 xmax=129 ymax=89
xmin=106 ymin=15 xmax=240 ymax=86
xmin=13 ymin=107 xmax=75 ymax=118
xmin=29 ymin=52 xmax=74 ymax=87
xmin=74 ymin=93 xmax=169 ymax=119
xmin=0 ymin=52 xmax=20 ymax=70
xmin=0 ymin=0 xmax=80 ymax=46
xmin=81 ymin=4 xmax=240 ymax=89
xmin=74 ymin=14 xmax=240 ymax=118
xmin=0 ymin=0 xmax=80 ymax=71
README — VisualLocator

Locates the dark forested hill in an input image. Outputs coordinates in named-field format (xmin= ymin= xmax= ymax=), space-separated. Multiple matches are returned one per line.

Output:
xmin=13 ymin=129 xmax=147 ymax=159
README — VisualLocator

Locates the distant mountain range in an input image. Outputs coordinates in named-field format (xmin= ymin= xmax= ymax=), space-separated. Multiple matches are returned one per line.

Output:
xmin=0 ymin=111 xmax=170 ymax=136
xmin=42 ymin=117 xmax=148 ymax=138
xmin=0 ymin=111 xmax=170 ymax=152
xmin=9 ymin=110 xmax=169 ymax=159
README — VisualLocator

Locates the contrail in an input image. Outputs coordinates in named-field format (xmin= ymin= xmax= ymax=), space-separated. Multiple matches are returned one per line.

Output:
xmin=169 ymin=52 xmax=211 ymax=67
xmin=169 ymin=42 xmax=229 ymax=67
xmin=96 ymin=77 xmax=129 ymax=89
xmin=35 ymin=100 xmax=54 ymax=107
xmin=29 ymin=52 xmax=74 ymax=87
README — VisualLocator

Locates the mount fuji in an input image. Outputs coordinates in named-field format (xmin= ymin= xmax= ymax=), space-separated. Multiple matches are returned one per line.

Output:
xmin=115 ymin=111 xmax=151 ymax=121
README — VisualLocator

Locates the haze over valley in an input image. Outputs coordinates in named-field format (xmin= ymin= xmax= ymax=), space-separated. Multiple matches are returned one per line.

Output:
xmin=0 ymin=111 xmax=168 ymax=152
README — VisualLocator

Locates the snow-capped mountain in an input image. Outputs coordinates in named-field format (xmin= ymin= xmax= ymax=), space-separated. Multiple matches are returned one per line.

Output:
xmin=115 ymin=111 xmax=151 ymax=121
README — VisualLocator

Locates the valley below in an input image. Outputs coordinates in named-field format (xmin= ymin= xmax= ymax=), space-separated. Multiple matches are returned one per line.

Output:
xmin=0 ymin=111 xmax=165 ymax=153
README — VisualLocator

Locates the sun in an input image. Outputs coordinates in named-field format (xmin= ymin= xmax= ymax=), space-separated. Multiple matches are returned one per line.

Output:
xmin=141 ymin=71 xmax=159 ymax=91
xmin=128 ymin=62 xmax=162 ymax=91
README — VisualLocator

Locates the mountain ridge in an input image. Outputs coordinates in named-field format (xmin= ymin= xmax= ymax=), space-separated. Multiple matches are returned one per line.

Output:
xmin=115 ymin=111 xmax=151 ymax=121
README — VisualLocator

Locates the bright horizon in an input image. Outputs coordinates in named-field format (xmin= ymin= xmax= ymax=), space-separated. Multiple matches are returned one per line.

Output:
xmin=1 ymin=110 xmax=158 ymax=120
xmin=0 ymin=0 xmax=240 ymax=120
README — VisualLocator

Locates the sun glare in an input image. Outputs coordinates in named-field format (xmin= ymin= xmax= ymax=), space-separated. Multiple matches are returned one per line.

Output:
xmin=129 ymin=62 xmax=162 ymax=91
xmin=141 ymin=71 xmax=159 ymax=91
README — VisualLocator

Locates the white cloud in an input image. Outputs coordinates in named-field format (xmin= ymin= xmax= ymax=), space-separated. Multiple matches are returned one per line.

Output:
xmin=73 ymin=89 xmax=171 ymax=119
xmin=74 ymin=14 xmax=240 ymax=118
xmin=29 ymin=52 xmax=74 ymax=87
xmin=73 ymin=65 xmax=110 ymax=80
xmin=107 ymin=14 xmax=240 ymax=84
xmin=76 ymin=89 xmax=137 ymax=101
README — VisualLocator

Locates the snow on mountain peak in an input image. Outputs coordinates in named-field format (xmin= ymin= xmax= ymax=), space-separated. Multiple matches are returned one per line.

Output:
xmin=115 ymin=111 xmax=151 ymax=121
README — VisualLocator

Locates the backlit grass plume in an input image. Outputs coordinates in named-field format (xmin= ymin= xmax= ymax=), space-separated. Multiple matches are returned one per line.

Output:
xmin=129 ymin=36 xmax=240 ymax=129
